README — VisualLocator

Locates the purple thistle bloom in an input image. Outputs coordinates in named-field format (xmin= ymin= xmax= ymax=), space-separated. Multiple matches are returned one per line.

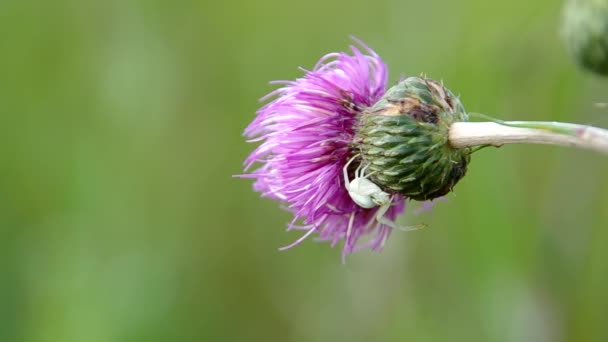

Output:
xmin=242 ymin=38 xmax=407 ymax=259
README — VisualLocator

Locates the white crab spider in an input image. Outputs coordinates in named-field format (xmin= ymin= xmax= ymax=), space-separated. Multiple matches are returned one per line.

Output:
xmin=343 ymin=155 xmax=425 ymax=231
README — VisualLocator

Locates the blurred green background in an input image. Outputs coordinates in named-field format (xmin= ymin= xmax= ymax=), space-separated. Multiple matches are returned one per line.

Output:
xmin=1 ymin=0 xmax=607 ymax=341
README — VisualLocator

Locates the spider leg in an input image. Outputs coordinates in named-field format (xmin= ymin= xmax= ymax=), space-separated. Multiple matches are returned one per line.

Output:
xmin=360 ymin=162 xmax=371 ymax=178
xmin=375 ymin=198 xmax=426 ymax=231
xmin=356 ymin=160 xmax=380 ymax=180
xmin=343 ymin=154 xmax=359 ymax=190
xmin=354 ymin=161 xmax=364 ymax=179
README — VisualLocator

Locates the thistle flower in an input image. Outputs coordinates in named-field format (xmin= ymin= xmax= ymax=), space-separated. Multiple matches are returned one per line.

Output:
xmin=242 ymin=39 xmax=408 ymax=258
xmin=241 ymin=38 xmax=608 ymax=260
xmin=562 ymin=0 xmax=608 ymax=76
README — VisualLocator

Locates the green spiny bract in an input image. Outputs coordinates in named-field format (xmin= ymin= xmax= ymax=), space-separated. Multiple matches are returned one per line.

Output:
xmin=563 ymin=0 xmax=608 ymax=76
xmin=354 ymin=76 xmax=471 ymax=201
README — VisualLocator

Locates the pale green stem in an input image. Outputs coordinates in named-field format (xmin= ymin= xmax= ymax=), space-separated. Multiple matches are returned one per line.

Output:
xmin=449 ymin=120 xmax=608 ymax=155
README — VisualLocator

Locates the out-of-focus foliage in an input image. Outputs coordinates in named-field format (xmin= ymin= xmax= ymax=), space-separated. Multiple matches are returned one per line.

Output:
xmin=0 ymin=1 xmax=607 ymax=341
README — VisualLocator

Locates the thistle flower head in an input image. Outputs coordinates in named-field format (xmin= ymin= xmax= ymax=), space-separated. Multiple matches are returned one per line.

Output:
xmin=243 ymin=39 xmax=407 ymax=257
xmin=241 ymin=39 xmax=470 ymax=258
xmin=563 ymin=0 xmax=608 ymax=76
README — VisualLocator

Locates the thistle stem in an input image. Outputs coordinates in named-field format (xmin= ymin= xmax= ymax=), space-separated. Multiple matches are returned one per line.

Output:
xmin=449 ymin=121 xmax=608 ymax=155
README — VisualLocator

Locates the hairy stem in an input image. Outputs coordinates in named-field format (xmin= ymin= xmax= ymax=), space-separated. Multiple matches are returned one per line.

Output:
xmin=449 ymin=121 xmax=608 ymax=154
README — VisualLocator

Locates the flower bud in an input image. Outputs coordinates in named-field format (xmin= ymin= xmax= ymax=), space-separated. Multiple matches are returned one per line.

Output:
xmin=354 ymin=77 xmax=471 ymax=201
xmin=562 ymin=0 xmax=608 ymax=76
